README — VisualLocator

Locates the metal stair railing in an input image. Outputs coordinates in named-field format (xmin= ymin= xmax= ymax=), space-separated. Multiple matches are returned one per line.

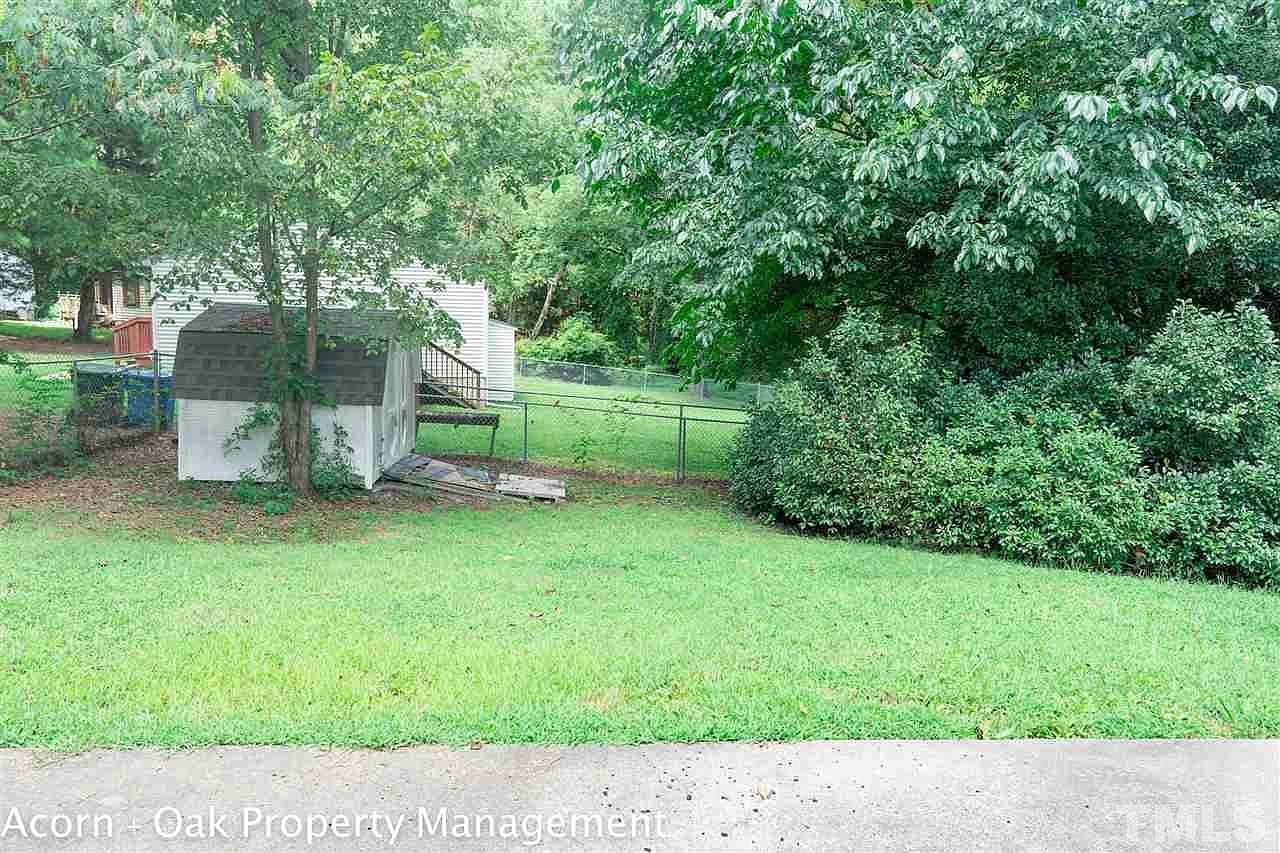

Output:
xmin=420 ymin=343 xmax=483 ymax=408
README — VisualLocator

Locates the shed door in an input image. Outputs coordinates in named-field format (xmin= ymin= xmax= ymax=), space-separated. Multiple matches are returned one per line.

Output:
xmin=381 ymin=352 xmax=405 ymax=465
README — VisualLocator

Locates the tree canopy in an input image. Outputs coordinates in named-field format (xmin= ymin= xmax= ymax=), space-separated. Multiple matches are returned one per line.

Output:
xmin=569 ymin=0 xmax=1280 ymax=379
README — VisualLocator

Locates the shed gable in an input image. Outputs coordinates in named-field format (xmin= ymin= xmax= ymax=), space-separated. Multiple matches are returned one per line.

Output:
xmin=171 ymin=304 xmax=392 ymax=407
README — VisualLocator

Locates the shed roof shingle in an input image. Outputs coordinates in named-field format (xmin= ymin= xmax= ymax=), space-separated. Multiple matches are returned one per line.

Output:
xmin=171 ymin=304 xmax=395 ymax=406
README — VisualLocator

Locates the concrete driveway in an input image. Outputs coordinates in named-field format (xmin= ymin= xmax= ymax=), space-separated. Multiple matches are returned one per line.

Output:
xmin=0 ymin=740 xmax=1276 ymax=851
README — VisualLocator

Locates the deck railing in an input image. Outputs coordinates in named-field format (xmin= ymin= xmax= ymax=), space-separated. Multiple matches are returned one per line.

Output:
xmin=421 ymin=343 xmax=484 ymax=407
xmin=112 ymin=317 xmax=153 ymax=364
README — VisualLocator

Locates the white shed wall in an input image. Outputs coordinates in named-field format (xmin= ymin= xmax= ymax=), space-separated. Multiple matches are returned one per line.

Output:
xmin=178 ymin=401 xmax=379 ymax=489
xmin=486 ymin=320 xmax=516 ymax=402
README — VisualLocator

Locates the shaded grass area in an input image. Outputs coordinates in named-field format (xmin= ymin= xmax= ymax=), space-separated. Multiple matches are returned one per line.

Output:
xmin=513 ymin=373 xmax=746 ymax=409
xmin=0 ymin=483 xmax=1277 ymax=748
xmin=416 ymin=376 xmax=748 ymax=478
xmin=0 ymin=320 xmax=110 ymax=344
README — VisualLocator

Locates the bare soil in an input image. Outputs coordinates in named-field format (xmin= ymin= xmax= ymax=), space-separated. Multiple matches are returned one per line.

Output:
xmin=0 ymin=436 xmax=449 ymax=541
xmin=0 ymin=440 xmax=716 ymax=542
xmin=0 ymin=335 xmax=110 ymax=356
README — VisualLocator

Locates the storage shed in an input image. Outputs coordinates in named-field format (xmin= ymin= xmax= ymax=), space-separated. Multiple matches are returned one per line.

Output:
xmin=171 ymin=304 xmax=420 ymax=489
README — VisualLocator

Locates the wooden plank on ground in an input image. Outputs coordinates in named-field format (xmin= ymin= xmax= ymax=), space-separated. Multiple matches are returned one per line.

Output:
xmin=496 ymin=474 xmax=567 ymax=502
xmin=382 ymin=454 xmax=567 ymax=503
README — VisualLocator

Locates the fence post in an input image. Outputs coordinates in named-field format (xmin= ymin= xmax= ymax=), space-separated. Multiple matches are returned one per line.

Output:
xmin=643 ymin=369 xmax=648 ymax=393
xmin=582 ymin=364 xmax=587 ymax=385
xmin=676 ymin=404 xmax=686 ymax=482
xmin=151 ymin=350 xmax=161 ymax=435
xmin=522 ymin=400 xmax=529 ymax=463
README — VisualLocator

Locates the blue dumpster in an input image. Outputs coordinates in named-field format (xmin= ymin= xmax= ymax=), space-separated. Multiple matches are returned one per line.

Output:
xmin=123 ymin=368 xmax=175 ymax=429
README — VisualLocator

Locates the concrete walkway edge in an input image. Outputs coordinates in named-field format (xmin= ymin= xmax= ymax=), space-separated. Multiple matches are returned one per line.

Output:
xmin=0 ymin=740 xmax=1276 ymax=851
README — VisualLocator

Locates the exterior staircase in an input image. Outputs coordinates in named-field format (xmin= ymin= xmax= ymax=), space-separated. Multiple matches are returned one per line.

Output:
xmin=419 ymin=343 xmax=484 ymax=409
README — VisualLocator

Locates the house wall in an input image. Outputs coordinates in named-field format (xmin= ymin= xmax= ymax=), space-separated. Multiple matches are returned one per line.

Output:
xmin=149 ymin=263 xmax=498 ymax=383
xmin=110 ymin=277 xmax=151 ymax=323
xmin=486 ymin=320 xmax=516 ymax=402
xmin=412 ymin=274 xmax=490 ymax=381
xmin=177 ymin=400 xmax=379 ymax=489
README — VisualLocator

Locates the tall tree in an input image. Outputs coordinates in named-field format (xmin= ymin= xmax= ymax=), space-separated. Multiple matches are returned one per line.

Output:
xmin=1 ymin=0 xmax=199 ymax=333
xmin=163 ymin=0 xmax=548 ymax=491
xmin=569 ymin=0 xmax=1280 ymax=380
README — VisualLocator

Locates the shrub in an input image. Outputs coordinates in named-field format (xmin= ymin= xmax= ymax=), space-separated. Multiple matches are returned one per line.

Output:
xmin=731 ymin=304 xmax=1280 ymax=588
xmin=906 ymin=405 xmax=1148 ymax=571
xmin=517 ymin=316 xmax=621 ymax=367
xmin=311 ymin=423 xmax=361 ymax=499
xmin=1141 ymin=459 xmax=1280 ymax=587
xmin=994 ymin=352 xmax=1126 ymax=424
xmin=730 ymin=311 xmax=940 ymax=532
xmin=1125 ymin=301 xmax=1280 ymax=468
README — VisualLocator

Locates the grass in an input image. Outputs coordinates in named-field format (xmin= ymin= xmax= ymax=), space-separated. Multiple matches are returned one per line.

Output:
xmin=0 ymin=320 xmax=110 ymax=344
xmin=1 ymin=482 xmax=1278 ymax=748
xmin=416 ymin=374 xmax=749 ymax=477
xmin=0 ymin=359 xmax=153 ymax=417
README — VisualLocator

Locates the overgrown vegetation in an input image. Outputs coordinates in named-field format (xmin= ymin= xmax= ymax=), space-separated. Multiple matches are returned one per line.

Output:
xmin=225 ymin=404 xmax=362 ymax=507
xmin=517 ymin=316 xmax=622 ymax=366
xmin=2 ymin=367 xmax=79 ymax=474
xmin=733 ymin=305 xmax=1280 ymax=588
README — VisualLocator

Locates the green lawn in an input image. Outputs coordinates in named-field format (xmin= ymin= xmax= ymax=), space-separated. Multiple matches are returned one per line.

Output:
xmin=416 ymin=376 xmax=749 ymax=477
xmin=1 ymin=484 xmax=1277 ymax=748
xmin=0 ymin=320 xmax=110 ymax=345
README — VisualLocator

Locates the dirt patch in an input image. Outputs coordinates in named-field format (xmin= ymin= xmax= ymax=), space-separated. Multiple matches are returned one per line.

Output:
xmin=0 ymin=436 xmax=453 ymax=541
xmin=0 ymin=335 xmax=110 ymax=356
xmin=0 ymin=443 xmax=720 ymax=541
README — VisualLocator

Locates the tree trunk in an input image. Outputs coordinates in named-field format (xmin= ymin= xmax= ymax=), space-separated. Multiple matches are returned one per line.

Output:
xmin=530 ymin=265 xmax=564 ymax=338
xmin=295 ymin=238 xmax=322 ymax=495
xmin=250 ymin=19 xmax=312 ymax=496
xmin=268 ymin=297 xmax=313 ymax=495
xmin=29 ymin=253 xmax=54 ymax=320
xmin=73 ymin=275 xmax=98 ymax=341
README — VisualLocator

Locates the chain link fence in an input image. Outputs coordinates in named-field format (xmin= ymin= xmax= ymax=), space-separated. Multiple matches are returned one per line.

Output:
xmin=516 ymin=357 xmax=775 ymax=407
xmin=0 ymin=349 xmax=759 ymax=481
xmin=0 ymin=352 xmax=174 ymax=474
xmin=415 ymin=381 xmax=749 ymax=480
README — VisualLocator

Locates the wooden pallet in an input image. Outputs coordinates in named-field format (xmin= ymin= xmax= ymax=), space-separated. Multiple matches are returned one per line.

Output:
xmin=381 ymin=454 xmax=567 ymax=503
xmin=382 ymin=454 xmax=502 ymax=499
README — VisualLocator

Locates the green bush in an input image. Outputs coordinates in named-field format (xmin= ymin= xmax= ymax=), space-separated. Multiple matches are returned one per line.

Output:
xmin=906 ymin=405 xmax=1148 ymax=571
xmin=731 ymin=303 xmax=1280 ymax=588
xmin=1142 ymin=459 xmax=1280 ymax=588
xmin=517 ymin=316 xmax=621 ymax=366
xmin=994 ymin=352 xmax=1126 ymax=424
xmin=730 ymin=311 xmax=938 ymax=533
xmin=1125 ymin=301 xmax=1280 ymax=469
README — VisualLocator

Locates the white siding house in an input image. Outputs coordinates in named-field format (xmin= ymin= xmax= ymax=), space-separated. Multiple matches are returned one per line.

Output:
xmin=109 ymin=276 xmax=152 ymax=324
xmin=148 ymin=262 xmax=511 ymax=402
xmin=486 ymin=319 xmax=516 ymax=402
